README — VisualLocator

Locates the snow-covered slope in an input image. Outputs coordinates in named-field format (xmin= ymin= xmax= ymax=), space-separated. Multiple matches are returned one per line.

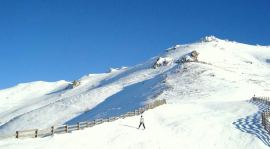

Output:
xmin=0 ymin=36 xmax=270 ymax=149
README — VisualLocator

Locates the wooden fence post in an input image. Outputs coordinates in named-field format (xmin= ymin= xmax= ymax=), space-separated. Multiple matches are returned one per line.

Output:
xmin=35 ymin=129 xmax=38 ymax=138
xmin=65 ymin=125 xmax=68 ymax=133
xmin=16 ymin=131 xmax=19 ymax=138
xmin=77 ymin=122 xmax=80 ymax=130
xmin=51 ymin=126 xmax=54 ymax=135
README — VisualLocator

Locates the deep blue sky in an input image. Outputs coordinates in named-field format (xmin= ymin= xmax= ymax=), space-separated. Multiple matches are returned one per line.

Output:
xmin=0 ymin=0 xmax=269 ymax=89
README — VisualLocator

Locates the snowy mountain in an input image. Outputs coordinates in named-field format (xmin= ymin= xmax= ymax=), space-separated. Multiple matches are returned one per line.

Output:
xmin=0 ymin=36 xmax=270 ymax=149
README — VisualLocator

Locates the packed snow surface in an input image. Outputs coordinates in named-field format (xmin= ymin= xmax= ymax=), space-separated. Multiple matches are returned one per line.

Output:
xmin=0 ymin=36 xmax=270 ymax=149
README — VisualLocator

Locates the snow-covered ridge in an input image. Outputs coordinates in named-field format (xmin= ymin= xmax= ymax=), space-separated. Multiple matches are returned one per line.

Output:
xmin=0 ymin=36 xmax=270 ymax=149
xmin=0 ymin=80 xmax=69 ymax=115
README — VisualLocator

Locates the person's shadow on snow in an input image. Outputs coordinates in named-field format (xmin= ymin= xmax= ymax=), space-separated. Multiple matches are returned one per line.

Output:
xmin=233 ymin=100 xmax=270 ymax=147
xmin=120 ymin=124 xmax=138 ymax=129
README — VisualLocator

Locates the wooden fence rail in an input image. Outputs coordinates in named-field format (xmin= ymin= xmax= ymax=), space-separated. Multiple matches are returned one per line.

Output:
xmin=13 ymin=99 xmax=166 ymax=139
xmin=252 ymin=96 xmax=270 ymax=134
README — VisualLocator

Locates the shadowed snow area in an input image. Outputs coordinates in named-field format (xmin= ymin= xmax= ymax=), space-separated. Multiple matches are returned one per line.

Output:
xmin=0 ymin=36 xmax=270 ymax=149
xmin=66 ymin=73 xmax=168 ymax=124
xmin=233 ymin=100 xmax=270 ymax=147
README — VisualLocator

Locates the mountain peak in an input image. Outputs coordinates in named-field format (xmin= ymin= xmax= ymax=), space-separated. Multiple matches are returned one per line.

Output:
xmin=201 ymin=35 xmax=221 ymax=42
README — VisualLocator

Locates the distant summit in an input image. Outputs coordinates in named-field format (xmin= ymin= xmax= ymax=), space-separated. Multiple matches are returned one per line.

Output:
xmin=200 ymin=35 xmax=221 ymax=42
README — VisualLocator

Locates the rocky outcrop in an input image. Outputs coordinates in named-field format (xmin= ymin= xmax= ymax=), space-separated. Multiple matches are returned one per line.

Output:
xmin=153 ymin=57 xmax=173 ymax=69
xmin=178 ymin=50 xmax=199 ymax=63
xmin=71 ymin=80 xmax=80 ymax=88
xmin=190 ymin=50 xmax=199 ymax=61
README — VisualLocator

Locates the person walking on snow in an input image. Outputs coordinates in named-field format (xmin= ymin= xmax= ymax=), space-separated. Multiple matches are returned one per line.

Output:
xmin=138 ymin=115 xmax=146 ymax=129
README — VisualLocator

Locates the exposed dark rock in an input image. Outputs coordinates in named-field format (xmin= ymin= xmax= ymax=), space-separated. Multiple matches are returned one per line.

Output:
xmin=71 ymin=80 xmax=80 ymax=88
xmin=153 ymin=57 xmax=173 ymax=69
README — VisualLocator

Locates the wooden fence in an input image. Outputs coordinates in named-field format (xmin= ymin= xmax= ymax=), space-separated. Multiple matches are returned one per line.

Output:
xmin=251 ymin=96 xmax=270 ymax=134
xmin=14 ymin=99 xmax=166 ymax=139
